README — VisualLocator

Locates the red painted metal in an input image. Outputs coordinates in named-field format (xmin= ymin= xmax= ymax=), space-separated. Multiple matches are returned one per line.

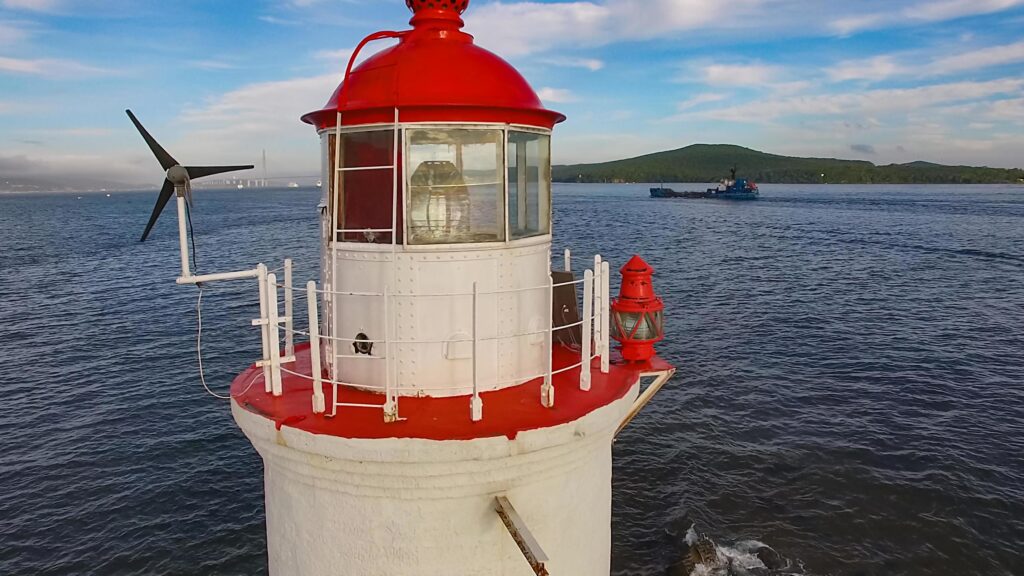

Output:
xmin=301 ymin=0 xmax=564 ymax=130
xmin=610 ymin=255 xmax=666 ymax=363
xmin=232 ymin=343 xmax=672 ymax=441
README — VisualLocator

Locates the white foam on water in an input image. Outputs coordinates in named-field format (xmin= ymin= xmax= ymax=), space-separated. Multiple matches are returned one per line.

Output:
xmin=686 ymin=537 xmax=805 ymax=576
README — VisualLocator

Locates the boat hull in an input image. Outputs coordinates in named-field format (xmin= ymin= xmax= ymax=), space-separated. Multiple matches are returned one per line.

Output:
xmin=650 ymin=187 xmax=758 ymax=200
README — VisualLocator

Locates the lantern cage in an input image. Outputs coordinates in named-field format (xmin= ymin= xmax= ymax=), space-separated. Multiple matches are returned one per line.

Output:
xmin=611 ymin=307 xmax=664 ymax=343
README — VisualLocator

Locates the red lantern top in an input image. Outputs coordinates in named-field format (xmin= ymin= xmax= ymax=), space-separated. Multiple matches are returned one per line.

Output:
xmin=301 ymin=0 xmax=565 ymax=130
xmin=616 ymin=255 xmax=661 ymax=307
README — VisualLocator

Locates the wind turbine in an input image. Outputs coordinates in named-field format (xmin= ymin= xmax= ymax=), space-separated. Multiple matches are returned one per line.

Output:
xmin=126 ymin=109 xmax=253 ymax=242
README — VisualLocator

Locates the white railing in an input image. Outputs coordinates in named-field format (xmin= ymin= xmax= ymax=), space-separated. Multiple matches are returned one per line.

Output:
xmin=250 ymin=253 xmax=612 ymax=423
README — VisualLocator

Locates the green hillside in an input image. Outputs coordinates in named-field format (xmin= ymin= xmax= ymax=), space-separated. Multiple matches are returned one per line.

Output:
xmin=552 ymin=144 xmax=1024 ymax=184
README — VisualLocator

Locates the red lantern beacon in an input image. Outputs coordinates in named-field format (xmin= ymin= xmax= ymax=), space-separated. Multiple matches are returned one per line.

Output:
xmin=611 ymin=256 xmax=666 ymax=362
xmin=217 ymin=1 xmax=676 ymax=575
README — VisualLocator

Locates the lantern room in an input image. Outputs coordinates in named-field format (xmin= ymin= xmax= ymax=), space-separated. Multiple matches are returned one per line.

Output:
xmin=301 ymin=0 xmax=566 ymax=401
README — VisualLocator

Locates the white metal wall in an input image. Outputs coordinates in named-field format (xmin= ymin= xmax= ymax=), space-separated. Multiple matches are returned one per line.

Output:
xmin=329 ymin=239 xmax=550 ymax=398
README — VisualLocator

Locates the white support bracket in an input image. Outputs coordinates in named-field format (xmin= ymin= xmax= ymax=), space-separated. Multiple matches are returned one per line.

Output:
xmin=255 ymin=355 xmax=296 ymax=367
xmin=494 ymin=496 xmax=549 ymax=576
xmin=614 ymin=368 xmax=675 ymax=438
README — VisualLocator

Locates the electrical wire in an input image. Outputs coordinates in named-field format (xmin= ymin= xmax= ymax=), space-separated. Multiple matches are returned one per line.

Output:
xmin=196 ymin=286 xmax=231 ymax=400
xmin=184 ymin=181 xmax=199 ymax=273
xmin=195 ymin=285 xmax=263 ymax=399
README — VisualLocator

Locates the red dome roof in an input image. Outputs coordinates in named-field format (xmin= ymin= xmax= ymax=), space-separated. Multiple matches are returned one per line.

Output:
xmin=301 ymin=0 xmax=565 ymax=130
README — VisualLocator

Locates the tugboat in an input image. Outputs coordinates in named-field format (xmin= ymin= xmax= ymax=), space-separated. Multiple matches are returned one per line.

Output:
xmin=650 ymin=166 xmax=759 ymax=200
xmin=706 ymin=166 xmax=759 ymax=199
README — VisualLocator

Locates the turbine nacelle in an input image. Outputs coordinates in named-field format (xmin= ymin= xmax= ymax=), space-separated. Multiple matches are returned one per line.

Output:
xmin=166 ymin=165 xmax=190 ymax=187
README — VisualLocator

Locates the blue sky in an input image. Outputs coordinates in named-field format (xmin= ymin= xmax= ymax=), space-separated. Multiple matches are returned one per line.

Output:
xmin=1 ymin=0 xmax=1023 ymax=186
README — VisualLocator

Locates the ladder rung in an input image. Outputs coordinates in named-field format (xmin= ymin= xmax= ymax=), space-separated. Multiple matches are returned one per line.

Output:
xmin=337 ymin=165 xmax=394 ymax=172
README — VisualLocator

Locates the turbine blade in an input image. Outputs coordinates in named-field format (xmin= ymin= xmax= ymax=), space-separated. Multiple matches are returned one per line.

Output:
xmin=140 ymin=179 xmax=176 ymax=242
xmin=126 ymin=110 xmax=179 ymax=171
xmin=185 ymin=165 xmax=254 ymax=180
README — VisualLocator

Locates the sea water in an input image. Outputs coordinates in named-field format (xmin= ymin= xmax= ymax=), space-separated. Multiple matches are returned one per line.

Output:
xmin=0 ymin=184 xmax=1021 ymax=575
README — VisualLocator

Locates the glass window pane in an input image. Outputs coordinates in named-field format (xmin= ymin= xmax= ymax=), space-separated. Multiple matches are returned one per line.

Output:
xmin=508 ymin=131 xmax=551 ymax=240
xmin=328 ymin=130 xmax=399 ymax=244
xmin=406 ymin=128 xmax=505 ymax=245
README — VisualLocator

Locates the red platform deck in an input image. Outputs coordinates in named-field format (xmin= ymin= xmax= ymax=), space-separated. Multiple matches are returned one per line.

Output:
xmin=231 ymin=343 xmax=673 ymax=441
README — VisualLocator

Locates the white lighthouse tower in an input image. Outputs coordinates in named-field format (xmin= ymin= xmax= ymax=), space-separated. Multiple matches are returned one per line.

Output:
xmin=130 ymin=1 xmax=674 ymax=574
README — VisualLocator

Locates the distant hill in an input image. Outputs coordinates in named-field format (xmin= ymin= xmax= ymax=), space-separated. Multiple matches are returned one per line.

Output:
xmin=552 ymin=144 xmax=1024 ymax=184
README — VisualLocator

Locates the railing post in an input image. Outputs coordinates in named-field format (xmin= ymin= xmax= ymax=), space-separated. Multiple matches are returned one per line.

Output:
xmin=267 ymin=272 xmax=283 ymax=396
xmin=601 ymin=260 xmax=611 ymax=374
xmin=470 ymin=282 xmax=483 ymax=421
xmin=541 ymin=274 xmax=555 ymax=408
xmin=593 ymin=255 xmax=603 ymax=374
xmin=284 ymin=258 xmax=294 ymax=358
xmin=308 ymin=281 xmax=325 ymax=414
xmin=564 ymin=248 xmax=571 ymax=272
xmin=580 ymin=269 xmax=593 ymax=391
xmin=257 ymin=263 xmax=272 ymax=393
xmin=383 ymin=285 xmax=398 ymax=422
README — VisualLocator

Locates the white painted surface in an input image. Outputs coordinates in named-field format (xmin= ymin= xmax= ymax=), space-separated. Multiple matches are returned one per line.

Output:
xmin=231 ymin=379 xmax=639 ymax=576
xmin=328 ymin=239 xmax=550 ymax=398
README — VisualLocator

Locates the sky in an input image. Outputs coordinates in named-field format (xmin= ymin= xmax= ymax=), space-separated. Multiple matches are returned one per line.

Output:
xmin=1 ymin=0 xmax=1023 ymax=187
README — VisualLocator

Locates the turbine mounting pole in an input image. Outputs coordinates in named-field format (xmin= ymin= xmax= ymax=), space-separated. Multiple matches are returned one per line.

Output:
xmin=175 ymin=187 xmax=192 ymax=281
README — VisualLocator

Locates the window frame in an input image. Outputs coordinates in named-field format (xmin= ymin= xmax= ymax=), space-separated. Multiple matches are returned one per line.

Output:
xmin=323 ymin=122 xmax=553 ymax=251
xmin=506 ymin=129 xmax=552 ymax=241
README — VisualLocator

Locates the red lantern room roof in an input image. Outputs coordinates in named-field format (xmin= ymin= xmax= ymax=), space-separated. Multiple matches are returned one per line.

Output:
xmin=301 ymin=0 xmax=565 ymax=130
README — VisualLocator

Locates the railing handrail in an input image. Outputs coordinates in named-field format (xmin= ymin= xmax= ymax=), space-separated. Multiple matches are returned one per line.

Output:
xmin=252 ymin=252 xmax=611 ymax=422
xmin=270 ymin=276 xmax=586 ymax=298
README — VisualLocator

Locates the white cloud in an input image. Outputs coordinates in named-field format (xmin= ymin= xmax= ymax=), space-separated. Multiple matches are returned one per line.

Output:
xmin=541 ymin=56 xmax=604 ymax=71
xmin=468 ymin=0 xmax=1024 ymax=58
xmin=537 ymin=87 xmax=577 ymax=103
xmin=0 ymin=20 xmax=32 ymax=45
xmin=904 ymin=0 xmax=1024 ymax=22
xmin=259 ymin=15 xmax=299 ymax=25
xmin=0 ymin=55 xmax=113 ymax=77
xmin=930 ymin=40 xmax=1024 ymax=74
xmin=468 ymin=0 xmax=770 ymax=56
xmin=467 ymin=1 xmax=608 ymax=57
xmin=829 ymin=56 xmax=906 ymax=82
xmin=680 ymin=61 xmax=810 ymax=96
xmin=829 ymin=40 xmax=1024 ymax=83
xmin=830 ymin=13 xmax=887 ymax=36
xmin=314 ymin=48 xmax=353 ymax=62
xmin=553 ymin=131 xmax=680 ymax=164
xmin=187 ymin=59 xmax=238 ymax=70
xmin=675 ymin=92 xmax=727 ymax=111
xmin=313 ymin=44 xmax=391 ymax=71
xmin=699 ymin=78 xmax=1024 ymax=125
xmin=831 ymin=0 xmax=1024 ymax=34
xmin=700 ymin=63 xmax=784 ymax=86
xmin=177 ymin=73 xmax=338 ymax=176
xmin=1 ymin=0 xmax=60 ymax=12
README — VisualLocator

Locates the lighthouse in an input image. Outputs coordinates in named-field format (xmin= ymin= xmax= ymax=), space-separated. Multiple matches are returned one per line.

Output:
xmin=130 ymin=0 xmax=673 ymax=574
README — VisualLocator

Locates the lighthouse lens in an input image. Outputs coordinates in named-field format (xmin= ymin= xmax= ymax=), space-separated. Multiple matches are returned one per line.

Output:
xmin=406 ymin=128 xmax=505 ymax=245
